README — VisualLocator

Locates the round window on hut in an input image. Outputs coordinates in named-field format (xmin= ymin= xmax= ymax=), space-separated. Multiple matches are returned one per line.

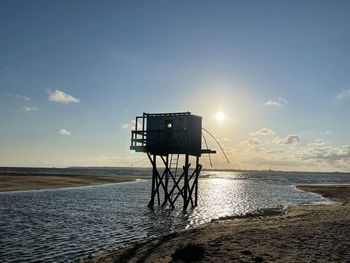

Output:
xmin=165 ymin=120 xmax=173 ymax=129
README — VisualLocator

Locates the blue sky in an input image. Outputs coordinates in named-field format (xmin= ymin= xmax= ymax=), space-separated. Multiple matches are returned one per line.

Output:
xmin=1 ymin=0 xmax=350 ymax=171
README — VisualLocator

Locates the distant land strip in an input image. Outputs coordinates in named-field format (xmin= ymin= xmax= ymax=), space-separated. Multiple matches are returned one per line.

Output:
xmin=0 ymin=173 xmax=150 ymax=192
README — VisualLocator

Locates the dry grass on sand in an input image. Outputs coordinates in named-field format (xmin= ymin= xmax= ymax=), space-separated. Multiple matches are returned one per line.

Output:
xmin=81 ymin=185 xmax=350 ymax=263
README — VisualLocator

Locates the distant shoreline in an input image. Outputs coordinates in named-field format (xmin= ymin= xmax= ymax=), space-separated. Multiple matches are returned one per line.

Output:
xmin=1 ymin=166 xmax=349 ymax=175
xmin=0 ymin=173 xmax=150 ymax=192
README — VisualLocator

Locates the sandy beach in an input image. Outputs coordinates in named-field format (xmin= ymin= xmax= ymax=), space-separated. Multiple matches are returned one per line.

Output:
xmin=80 ymin=185 xmax=350 ymax=262
xmin=0 ymin=173 xmax=149 ymax=192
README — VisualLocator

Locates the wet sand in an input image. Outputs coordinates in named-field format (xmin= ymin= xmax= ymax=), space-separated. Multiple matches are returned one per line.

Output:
xmin=0 ymin=173 xmax=149 ymax=192
xmin=80 ymin=185 xmax=350 ymax=263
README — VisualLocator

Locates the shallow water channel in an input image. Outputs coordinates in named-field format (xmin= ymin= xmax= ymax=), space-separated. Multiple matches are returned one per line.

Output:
xmin=0 ymin=172 xmax=333 ymax=262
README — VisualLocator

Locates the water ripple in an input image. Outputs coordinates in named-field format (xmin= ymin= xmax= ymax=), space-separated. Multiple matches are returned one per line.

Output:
xmin=0 ymin=172 xmax=339 ymax=263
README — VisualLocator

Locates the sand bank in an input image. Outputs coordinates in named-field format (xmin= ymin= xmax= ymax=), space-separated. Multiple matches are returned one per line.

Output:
xmin=0 ymin=173 xmax=149 ymax=192
xmin=80 ymin=185 xmax=350 ymax=262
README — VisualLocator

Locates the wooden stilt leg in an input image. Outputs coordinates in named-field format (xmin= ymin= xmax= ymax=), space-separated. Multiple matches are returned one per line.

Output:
xmin=195 ymin=156 xmax=199 ymax=207
xmin=162 ymin=155 xmax=169 ymax=207
xmin=147 ymin=153 xmax=156 ymax=208
xmin=183 ymin=154 xmax=189 ymax=211
xmin=155 ymin=171 xmax=161 ymax=206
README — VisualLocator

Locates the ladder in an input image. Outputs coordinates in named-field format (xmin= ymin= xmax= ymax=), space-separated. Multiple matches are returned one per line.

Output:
xmin=169 ymin=154 xmax=179 ymax=178
xmin=169 ymin=154 xmax=179 ymax=198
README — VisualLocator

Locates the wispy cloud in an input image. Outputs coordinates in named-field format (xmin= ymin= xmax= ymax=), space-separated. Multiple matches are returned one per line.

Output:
xmin=241 ymin=137 xmax=262 ymax=146
xmin=251 ymin=128 xmax=276 ymax=136
xmin=336 ymin=89 xmax=350 ymax=100
xmin=59 ymin=129 xmax=71 ymax=136
xmin=273 ymin=135 xmax=300 ymax=145
xmin=316 ymin=145 xmax=350 ymax=161
xmin=263 ymin=97 xmax=288 ymax=107
xmin=7 ymin=93 xmax=31 ymax=101
xmin=48 ymin=89 xmax=80 ymax=103
xmin=22 ymin=106 xmax=38 ymax=111
xmin=120 ymin=120 xmax=141 ymax=130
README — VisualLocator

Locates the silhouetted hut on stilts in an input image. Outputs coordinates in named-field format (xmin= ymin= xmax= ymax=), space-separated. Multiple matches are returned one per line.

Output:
xmin=130 ymin=112 xmax=216 ymax=211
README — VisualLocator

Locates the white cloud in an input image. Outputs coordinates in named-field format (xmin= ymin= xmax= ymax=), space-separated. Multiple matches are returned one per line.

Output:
xmin=48 ymin=89 xmax=80 ymax=103
xmin=273 ymin=135 xmax=300 ymax=145
xmin=336 ymin=89 xmax=350 ymax=100
xmin=241 ymin=137 xmax=262 ymax=146
xmin=263 ymin=97 xmax=288 ymax=107
xmin=7 ymin=93 xmax=31 ymax=101
xmin=322 ymin=146 xmax=350 ymax=161
xmin=59 ymin=129 xmax=71 ymax=136
xmin=301 ymin=141 xmax=350 ymax=163
xmin=120 ymin=120 xmax=141 ymax=130
xmin=22 ymin=106 xmax=38 ymax=111
xmin=251 ymin=128 xmax=276 ymax=136
xmin=235 ymin=134 xmax=350 ymax=172
xmin=264 ymin=100 xmax=281 ymax=107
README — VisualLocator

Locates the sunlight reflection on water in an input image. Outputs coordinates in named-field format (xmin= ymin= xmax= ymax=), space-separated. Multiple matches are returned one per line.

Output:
xmin=0 ymin=172 xmax=342 ymax=263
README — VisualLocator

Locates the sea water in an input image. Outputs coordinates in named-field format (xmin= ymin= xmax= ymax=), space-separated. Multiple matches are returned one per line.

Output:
xmin=1 ymin=170 xmax=350 ymax=263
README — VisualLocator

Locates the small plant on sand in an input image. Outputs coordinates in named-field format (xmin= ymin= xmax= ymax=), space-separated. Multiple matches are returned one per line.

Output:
xmin=171 ymin=243 xmax=205 ymax=262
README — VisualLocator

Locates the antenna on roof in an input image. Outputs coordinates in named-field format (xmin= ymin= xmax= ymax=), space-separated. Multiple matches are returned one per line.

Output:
xmin=201 ymin=133 xmax=212 ymax=167
xmin=202 ymin=128 xmax=230 ymax=164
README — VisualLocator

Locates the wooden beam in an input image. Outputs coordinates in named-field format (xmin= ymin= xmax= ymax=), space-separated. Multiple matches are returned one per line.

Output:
xmin=201 ymin=149 xmax=217 ymax=154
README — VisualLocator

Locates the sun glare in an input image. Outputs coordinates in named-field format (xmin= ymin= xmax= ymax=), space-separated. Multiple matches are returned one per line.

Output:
xmin=215 ymin=112 xmax=225 ymax=122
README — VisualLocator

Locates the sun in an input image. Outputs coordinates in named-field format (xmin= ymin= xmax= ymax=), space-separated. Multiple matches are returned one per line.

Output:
xmin=215 ymin=112 xmax=225 ymax=122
